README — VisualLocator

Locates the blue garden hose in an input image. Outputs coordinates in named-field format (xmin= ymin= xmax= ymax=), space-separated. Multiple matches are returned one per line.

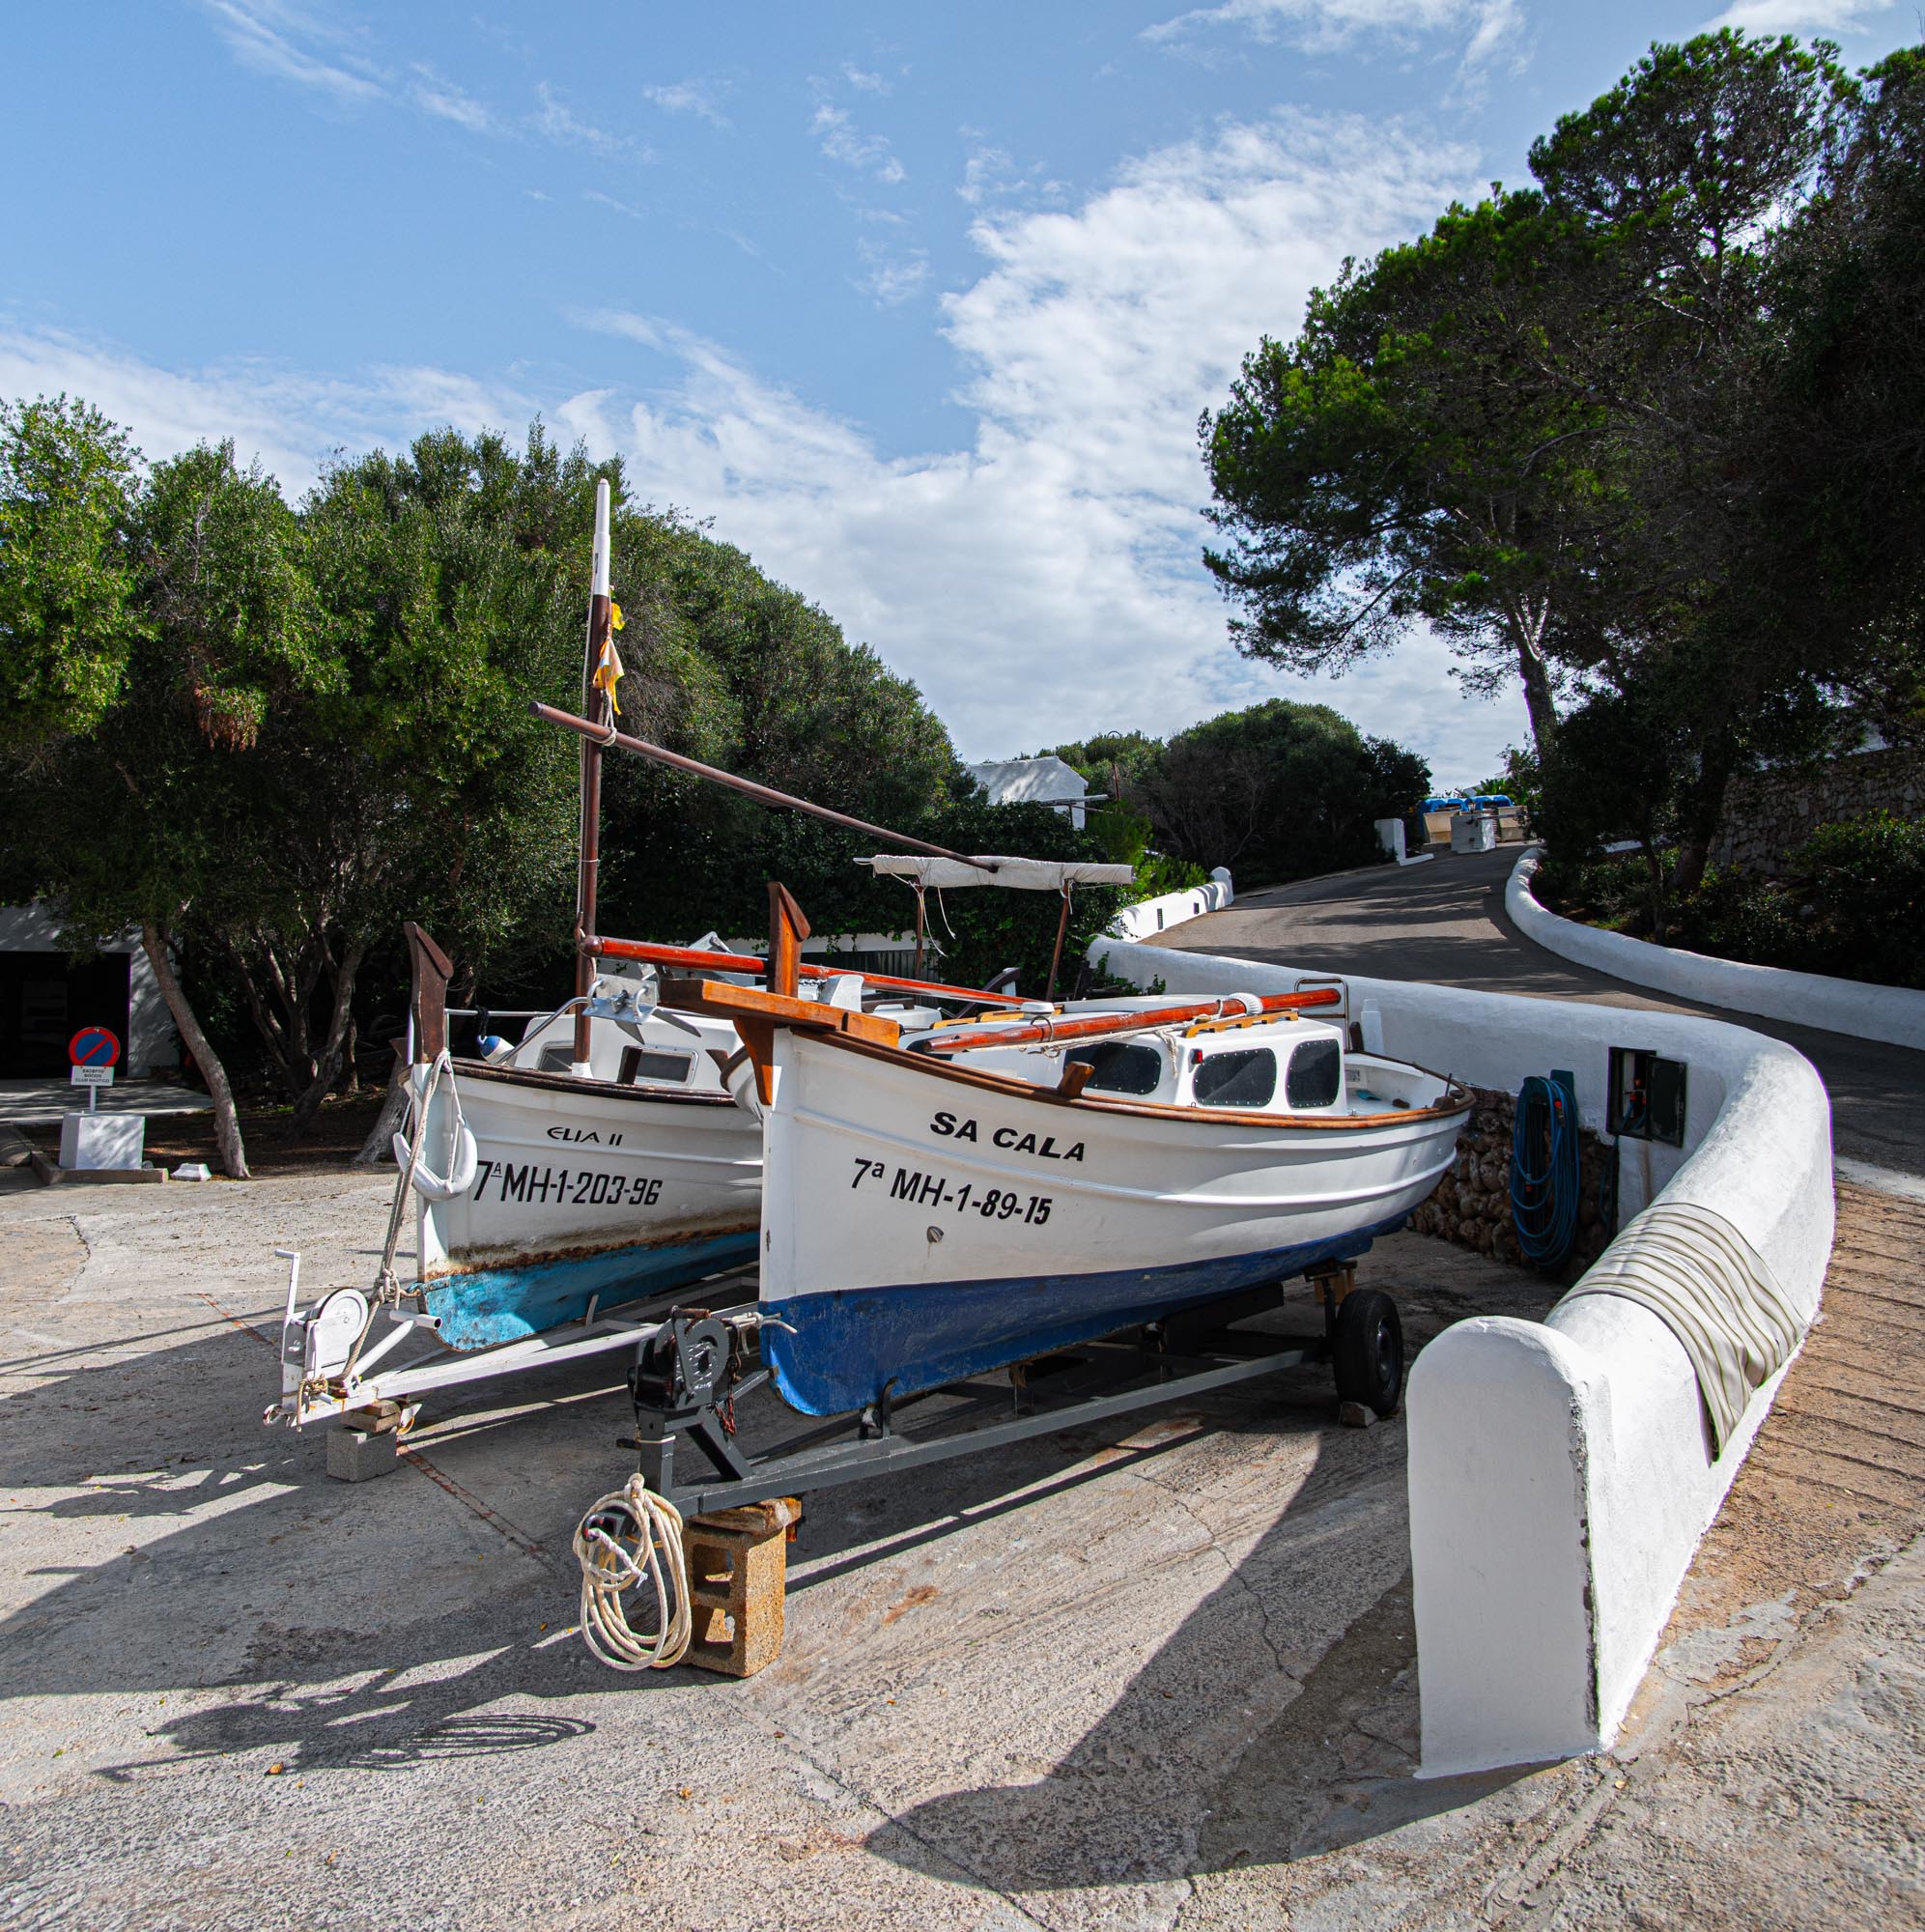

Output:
xmin=1511 ymin=1073 xmax=1579 ymax=1270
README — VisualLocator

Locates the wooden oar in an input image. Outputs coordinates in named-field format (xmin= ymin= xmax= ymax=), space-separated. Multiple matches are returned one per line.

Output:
xmin=921 ymin=988 xmax=1341 ymax=1057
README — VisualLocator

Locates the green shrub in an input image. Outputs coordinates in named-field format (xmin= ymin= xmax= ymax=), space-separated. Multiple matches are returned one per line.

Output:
xmin=1537 ymin=811 xmax=1925 ymax=990
xmin=1133 ymin=849 xmax=1209 ymax=898
xmin=1670 ymin=867 xmax=1813 ymax=973
xmin=1789 ymin=811 xmax=1925 ymax=987
xmin=1531 ymin=850 xmax=1653 ymax=931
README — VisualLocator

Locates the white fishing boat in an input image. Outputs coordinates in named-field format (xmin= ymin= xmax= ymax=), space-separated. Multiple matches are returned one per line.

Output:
xmin=664 ymin=902 xmax=1470 ymax=1419
xmin=398 ymin=923 xmax=767 ymax=1350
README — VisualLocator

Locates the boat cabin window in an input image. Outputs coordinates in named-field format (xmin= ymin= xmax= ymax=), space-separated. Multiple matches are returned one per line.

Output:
xmin=1285 ymin=1037 xmax=1343 ymax=1109
xmin=537 ymin=1045 xmax=575 ymax=1073
xmin=619 ymin=1045 xmax=694 ymax=1087
xmin=1193 ymin=1048 xmax=1278 ymax=1109
xmin=1065 ymin=1039 xmax=1164 ymax=1096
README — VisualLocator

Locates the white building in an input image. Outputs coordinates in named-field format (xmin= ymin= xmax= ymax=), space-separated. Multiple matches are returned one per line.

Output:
xmin=965 ymin=755 xmax=1103 ymax=831
xmin=0 ymin=904 xmax=179 ymax=1079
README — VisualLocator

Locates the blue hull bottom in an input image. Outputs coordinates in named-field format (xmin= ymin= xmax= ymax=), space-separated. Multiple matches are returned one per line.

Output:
xmin=418 ymin=1231 xmax=759 ymax=1350
xmin=761 ymin=1215 xmax=1408 ymax=1416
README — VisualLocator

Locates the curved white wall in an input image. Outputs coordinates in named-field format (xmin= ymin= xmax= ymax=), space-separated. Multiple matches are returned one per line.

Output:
xmin=1508 ymin=846 xmax=1925 ymax=1052
xmin=1105 ymin=867 xmax=1233 ymax=944
xmin=1093 ymin=932 xmax=1834 ymax=1775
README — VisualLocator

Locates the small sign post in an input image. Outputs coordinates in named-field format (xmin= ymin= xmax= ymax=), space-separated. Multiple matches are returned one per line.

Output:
xmin=69 ymin=1027 xmax=121 ymax=1116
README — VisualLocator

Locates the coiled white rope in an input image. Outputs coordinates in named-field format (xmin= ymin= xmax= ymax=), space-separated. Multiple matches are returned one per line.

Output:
xmin=573 ymin=1474 xmax=694 ymax=1670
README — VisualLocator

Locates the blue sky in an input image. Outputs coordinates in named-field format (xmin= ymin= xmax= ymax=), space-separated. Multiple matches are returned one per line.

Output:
xmin=4 ymin=2 xmax=1915 ymax=783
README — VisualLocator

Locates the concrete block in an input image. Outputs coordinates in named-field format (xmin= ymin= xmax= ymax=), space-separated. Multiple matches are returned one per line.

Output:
xmin=326 ymin=1428 xmax=401 ymax=1483
xmin=58 ymin=1112 xmax=144 ymax=1171
xmin=683 ymin=1497 xmax=802 ymax=1677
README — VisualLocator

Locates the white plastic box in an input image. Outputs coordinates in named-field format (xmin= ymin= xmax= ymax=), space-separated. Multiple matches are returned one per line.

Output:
xmin=1450 ymin=810 xmax=1498 ymax=854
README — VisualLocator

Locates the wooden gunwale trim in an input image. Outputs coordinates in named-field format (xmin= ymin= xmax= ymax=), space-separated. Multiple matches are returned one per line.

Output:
xmin=451 ymin=1057 xmax=737 ymax=1109
xmin=812 ymin=1031 xmax=1472 ymax=1132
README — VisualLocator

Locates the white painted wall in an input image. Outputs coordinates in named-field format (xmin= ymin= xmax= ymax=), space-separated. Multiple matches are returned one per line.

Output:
xmin=1508 ymin=846 xmax=1925 ymax=1052
xmin=1093 ymin=932 xmax=1834 ymax=1775
xmin=1104 ymin=867 xmax=1233 ymax=943
xmin=0 ymin=903 xmax=179 ymax=1076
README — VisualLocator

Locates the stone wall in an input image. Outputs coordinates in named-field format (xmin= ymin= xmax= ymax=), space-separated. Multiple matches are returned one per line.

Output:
xmin=1406 ymin=1085 xmax=1614 ymax=1277
xmin=1715 ymin=745 xmax=1925 ymax=877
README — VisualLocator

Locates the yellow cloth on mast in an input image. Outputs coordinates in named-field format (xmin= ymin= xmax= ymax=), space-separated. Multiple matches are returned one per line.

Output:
xmin=593 ymin=635 xmax=625 ymax=716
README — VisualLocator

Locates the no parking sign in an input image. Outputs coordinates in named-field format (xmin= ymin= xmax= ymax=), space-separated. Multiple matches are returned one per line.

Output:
xmin=70 ymin=1026 xmax=120 ymax=1094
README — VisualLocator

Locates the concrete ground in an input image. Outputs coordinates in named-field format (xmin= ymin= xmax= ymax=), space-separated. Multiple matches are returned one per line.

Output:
xmin=0 ymin=1078 xmax=213 ymax=1125
xmin=2 ymin=1151 xmax=1919 ymax=1928
xmin=1170 ymin=843 xmax=1925 ymax=1182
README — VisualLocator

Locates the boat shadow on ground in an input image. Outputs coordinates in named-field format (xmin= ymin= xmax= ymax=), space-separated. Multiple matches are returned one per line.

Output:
xmin=858 ymin=1445 xmax=1538 ymax=1892
xmin=0 ymin=1317 xmax=1347 ymax=1785
xmin=2 ymin=1253 xmax=1551 ymax=1839
xmin=0 ymin=1315 xmax=642 ymax=1778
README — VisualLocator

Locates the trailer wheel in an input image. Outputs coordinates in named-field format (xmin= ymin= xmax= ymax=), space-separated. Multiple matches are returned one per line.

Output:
xmin=1332 ymin=1289 xmax=1402 ymax=1417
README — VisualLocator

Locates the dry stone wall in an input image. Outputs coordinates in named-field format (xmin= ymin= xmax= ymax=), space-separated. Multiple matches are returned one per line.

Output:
xmin=1715 ymin=745 xmax=1925 ymax=877
xmin=1406 ymin=1085 xmax=1614 ymax=1278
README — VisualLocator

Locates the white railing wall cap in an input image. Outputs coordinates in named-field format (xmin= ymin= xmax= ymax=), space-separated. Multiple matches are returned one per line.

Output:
xmin=1104 ymin=871 xmax=1235 ymax=943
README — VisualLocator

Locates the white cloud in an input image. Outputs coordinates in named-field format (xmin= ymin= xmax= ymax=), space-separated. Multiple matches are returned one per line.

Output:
xmin=200 ymin=0 xmax=384 ymax=103
xmin=534 ymin=81 xmax=649 ymax=161
xmin=0 ymin=325 xmax=528 ymax=500
xmin=844 ymin=64 xmax=892 ymax=93
xmin=1703 ymin=0 xmax=1893 ymax=30
xmin=0 ymin=110 xmax=1530 ymax=780
xmin=855 ymin=242 xmax=930 ymax=306
xmin=575 ymin=113 xmax=1525 ymax=775
xmin=812 ymin=104 xmax=905 ymax=184
xmin=584 ymin=188 xmax=647 ymax=221
xmin=643 ymin=80 xmax=730 ymax=128
xmin=1146 ymin=0 xmax=1525 ymax=69
xmin=957 ymin=142 xmax=1070 ymax=210
xmin=202 ymin=4 xmax=510 ymax=137
xmin=410 ymin=65 xmax=493 ymax=132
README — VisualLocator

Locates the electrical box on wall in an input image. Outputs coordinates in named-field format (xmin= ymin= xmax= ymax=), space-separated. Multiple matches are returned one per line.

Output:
xmin=1607 ymin=1047 xmax=1687 ymax=1146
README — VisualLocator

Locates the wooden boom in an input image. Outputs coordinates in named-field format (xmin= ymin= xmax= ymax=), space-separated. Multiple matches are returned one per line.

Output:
xmin=582 ymin=934 xmax=1015 ymax=1007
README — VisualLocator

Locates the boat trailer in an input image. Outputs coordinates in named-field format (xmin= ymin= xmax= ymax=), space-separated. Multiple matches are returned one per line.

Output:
xmin=263 ymin=1251 xmax=766 ymax=1435
xmin=565 ymin=1264 xmax=1404 ymax=1676
xmin=621 ymin=1267 xmax=1401 ymax=1517
xmin=273 ymin=1249 xmax=1404 ymax=1678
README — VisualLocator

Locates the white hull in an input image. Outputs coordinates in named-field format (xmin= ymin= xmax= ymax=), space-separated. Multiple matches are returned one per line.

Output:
xmin=756 ymin=1027 xmax=1465 ymax=1413
xmin=411 ymin=1058 xmax=761 ymax=1347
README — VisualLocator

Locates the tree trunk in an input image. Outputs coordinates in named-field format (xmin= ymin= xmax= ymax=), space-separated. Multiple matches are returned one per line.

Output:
xmin=222 ymin=938 xmax=302 ymax=1101
xmin=1515 ymin=629 xmax=1560 ymax=763
xmin=353 ymin=1035 xmax=412 ymax=1167
xmin=291 ymin=935 xmax=368 ymax=1135
xmin=141 ymin=922 xmax=250 ymax=1180
xmin=1672 ymin=735 xmax=1737 ymax=899
xmin=1638 ymin=833 xmax=1669 ymax=946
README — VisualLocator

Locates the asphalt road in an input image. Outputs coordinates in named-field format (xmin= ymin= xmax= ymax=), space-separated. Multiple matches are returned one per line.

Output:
xmin=1160 ymin=844 xmax=1925 ymax=1181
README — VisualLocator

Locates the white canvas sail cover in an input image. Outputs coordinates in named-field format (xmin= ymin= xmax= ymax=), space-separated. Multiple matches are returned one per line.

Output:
xmin=859 ymin=855 xmax=1136 ymax=891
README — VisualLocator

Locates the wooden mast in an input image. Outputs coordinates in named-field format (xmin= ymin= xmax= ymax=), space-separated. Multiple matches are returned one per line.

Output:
xmin=570 ymin=479 xmax=614 ymax=1073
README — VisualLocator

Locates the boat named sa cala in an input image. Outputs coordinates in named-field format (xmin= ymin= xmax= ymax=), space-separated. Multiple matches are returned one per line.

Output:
xmin=667 ymin=919 xmax=1472 ymax=1418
